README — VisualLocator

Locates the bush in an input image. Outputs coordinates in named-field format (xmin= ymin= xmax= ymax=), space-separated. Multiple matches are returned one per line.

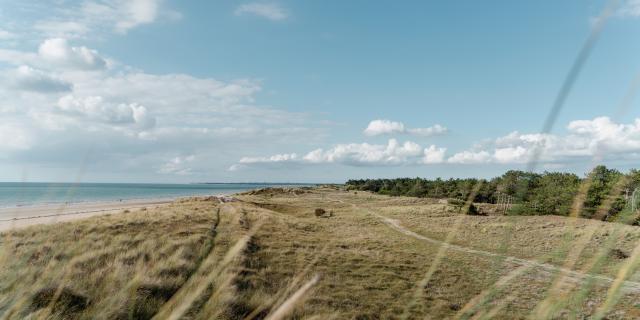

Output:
xmin=314 ymin=208 xmax=326 ymax=217
xmin=465 ymin=203 xmax=484 ymax=216
xmin=506 ymin=204 xmax=532 ymax=216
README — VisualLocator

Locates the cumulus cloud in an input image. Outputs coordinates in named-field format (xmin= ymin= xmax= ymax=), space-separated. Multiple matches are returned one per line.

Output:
xmin=0 ymin=37 xmax=323 ymax=179
xmin=422 ymin=145 xmax=447 ymax=164
xmin=231 ymin=139 xmax=447 ymax=170
xmin=7 ymin=65 xmax=72 ymax=92
xmin=38 ymin=38 xmax=107 ymax=70
xmin=364 ymin=120 xmax=404 ymax=136
xmin=56 ymin=95 xmax=156 ymax=129
xmin=447 ymin=150 xmax=492 ymax=164
xmin=304 ymin=139 xmax=426 ymax=165
xmin=231 ymin=116 xmax=640 ymax=171
xmin=235 ymin=2 xmax=289 ymax=21
xmin=363 ymin=119 xmax=447 ymax=137
xmin=447 ymin=117 xmax=640 ymax=164
xmin=0 ymin=38 xmax=108 ymax=71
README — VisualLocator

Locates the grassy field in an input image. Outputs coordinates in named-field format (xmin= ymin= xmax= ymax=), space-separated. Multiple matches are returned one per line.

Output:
xmin=1 ymin=187 xmax=640 ymax=319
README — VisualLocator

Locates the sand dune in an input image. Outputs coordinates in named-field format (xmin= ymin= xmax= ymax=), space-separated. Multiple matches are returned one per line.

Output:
xmin=0 ymin=198 xmax=172 ymax=231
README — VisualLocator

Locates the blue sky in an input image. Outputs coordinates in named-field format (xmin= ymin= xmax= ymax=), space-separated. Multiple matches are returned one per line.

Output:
xmin=1 ymin=0 xmax=640 ymax=183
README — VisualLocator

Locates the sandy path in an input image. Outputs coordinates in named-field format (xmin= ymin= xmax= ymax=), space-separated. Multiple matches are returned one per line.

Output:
xmin=0 ymin=199 xmax=173 ymax=231
xmin=333 ymin=197 xmax=640 ymax=294
xmin=378 ymin=215 xmax=640 ymax=292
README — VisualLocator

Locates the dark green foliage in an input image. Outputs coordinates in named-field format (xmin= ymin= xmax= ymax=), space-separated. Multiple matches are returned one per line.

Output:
xmin=582 ymin=165 xmax=622 ymax=219
xmin=447 ymin=199 xmax=465 ymax=212
xmin=506 ymin=204 xmax=534 ymax=216
xmin=529 ymin=172 xmax=580 ymax=216
xmin=465 ymin=203 xmax=483 ymax=216
xmin=346 ymin=166 xmax=640 ymax=223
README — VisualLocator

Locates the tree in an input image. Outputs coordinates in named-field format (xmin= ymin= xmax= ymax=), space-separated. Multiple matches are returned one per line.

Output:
xmin=530 ymin=172 xmax=580 ymax=215
xmin=582 ymin=165 xmax=623 ymax=219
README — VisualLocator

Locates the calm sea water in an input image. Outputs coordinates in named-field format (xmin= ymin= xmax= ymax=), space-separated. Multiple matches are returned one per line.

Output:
xmin=0 ymin=182 xmax=312 ymax=207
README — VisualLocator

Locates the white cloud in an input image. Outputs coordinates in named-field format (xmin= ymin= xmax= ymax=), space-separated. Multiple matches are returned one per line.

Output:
xmin=447 ymin=150 xmax=492 ymax=164
xmin=0 ymin=39 xmax=323 ymax=179
xmin=0 ymin=49 xmax=39 ymax=67
xmin=56 ymin=94 xmax=156 ymax=129
xmin=29 ymin=0 xmax=180 ymax=39
xmin=422 ymin=145 xmax=447 ymax=164
xmin=158 ymin=155 xmax=195 ymax=175
xmin=493 ymin=146 xmax=529 ymax=164
xmin=230 ymin=153 xmax=299 ymax=171
xmin=233 ymin=139 xmax=447 ymax=169
xmin=447 ymin=117 xmax=640 ymax=165
xmin=303 ymin=139 xmax=424 ymax=165
xmin=230 ymin=116 xmax=640 ymax=172
xmin=0 ymin=38 xmax=108 ymax=72
xmin=240 ymin=153 xmax=299 ymax=164
xmin=364 ymin=119 xmax=405 ymax=136
xmin=113 ymin=0 xmax=160 ymax=33
xmin=408 ymin=124 xmax=448 ymax=136
xmin=7 ymin=65 xmax=72 ymax=93
xmin=0 ymin=122 xmax=33 ymax=152
xmin=0 ymin=29 xmax=17 ymax=40
xmin=34 ymin=21 xmax=90 ymax=39
xmin=619 ymin=0 xmax=640 ymax=17
xmin=235 ymin=2 xmax=289 ymax=21
xmin=38 ymin=38 xmax=107 ymax=70
xmin=363 ymin=119 xmax=447 ymax=137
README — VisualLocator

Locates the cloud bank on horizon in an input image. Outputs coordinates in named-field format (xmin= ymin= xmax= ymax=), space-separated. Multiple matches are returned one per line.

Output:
xmin=230 ymin=117 xmax=640 ymax=170
xmin=1 ymin=0 xmax=640 ymax=182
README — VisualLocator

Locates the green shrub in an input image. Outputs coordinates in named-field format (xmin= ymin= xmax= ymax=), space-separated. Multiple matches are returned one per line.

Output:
xmin=506 ymin=204 xmax=533 ymax=216
xmin=465 ymin=203 xmax=485 ymax=216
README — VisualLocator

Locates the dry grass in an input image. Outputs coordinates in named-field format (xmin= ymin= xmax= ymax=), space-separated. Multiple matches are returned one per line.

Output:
xmin=1 ymin=188 xmax=640 ymax=319
xmin=0 ymin=198 xmax=241 ymax=319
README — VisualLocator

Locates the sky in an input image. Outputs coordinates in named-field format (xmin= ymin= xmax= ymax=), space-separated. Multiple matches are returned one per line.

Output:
xmin=1 ymin=0 xmax=640 ymax=183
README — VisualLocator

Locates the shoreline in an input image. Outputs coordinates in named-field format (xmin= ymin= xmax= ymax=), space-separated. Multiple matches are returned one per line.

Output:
xmin=0 ymin=185 xmax=301 ymax=232
xmin=0 ymin=197 xmax=185 ymax=232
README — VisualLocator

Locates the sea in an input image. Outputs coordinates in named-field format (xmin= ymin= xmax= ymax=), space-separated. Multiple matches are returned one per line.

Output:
xmin=0 ymin=182 xmax=314 ymax=208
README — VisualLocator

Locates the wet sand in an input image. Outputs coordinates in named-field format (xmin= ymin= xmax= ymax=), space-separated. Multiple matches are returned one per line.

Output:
xmin=0 ymin=198 xmax=173 ymax=231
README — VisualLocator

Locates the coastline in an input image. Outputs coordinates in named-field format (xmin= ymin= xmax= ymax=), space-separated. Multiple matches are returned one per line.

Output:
xmin=0 ymin=197 xmax=177 ymax=231
xmin=0 ymin=184 xmax=313 ymax=231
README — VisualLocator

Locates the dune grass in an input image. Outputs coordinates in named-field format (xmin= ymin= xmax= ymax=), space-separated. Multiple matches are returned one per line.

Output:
xmin=1 ymin=188 xmax=640 ymax=319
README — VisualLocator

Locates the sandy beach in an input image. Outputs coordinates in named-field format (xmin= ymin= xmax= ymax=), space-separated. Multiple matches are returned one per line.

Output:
xmin=0 ymin=198 xmax=173 ymax=231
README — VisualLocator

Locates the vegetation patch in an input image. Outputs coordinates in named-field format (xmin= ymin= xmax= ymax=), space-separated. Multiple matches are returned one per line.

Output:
xmin=610 ymin=248 xmax=629 ymax=259
xmin=29 ymin=286 xmax=89 ymax=315
xmin=347 ymin=166 xmax=640 ymax=223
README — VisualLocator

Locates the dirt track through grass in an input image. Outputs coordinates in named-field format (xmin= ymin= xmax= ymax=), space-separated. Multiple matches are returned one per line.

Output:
xmin=340 ymin=199 xmax=640 ymax=294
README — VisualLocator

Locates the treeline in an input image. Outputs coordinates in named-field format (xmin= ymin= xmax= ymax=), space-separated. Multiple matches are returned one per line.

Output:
xmin=345 ymin=166 xmax=640 ymax=223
